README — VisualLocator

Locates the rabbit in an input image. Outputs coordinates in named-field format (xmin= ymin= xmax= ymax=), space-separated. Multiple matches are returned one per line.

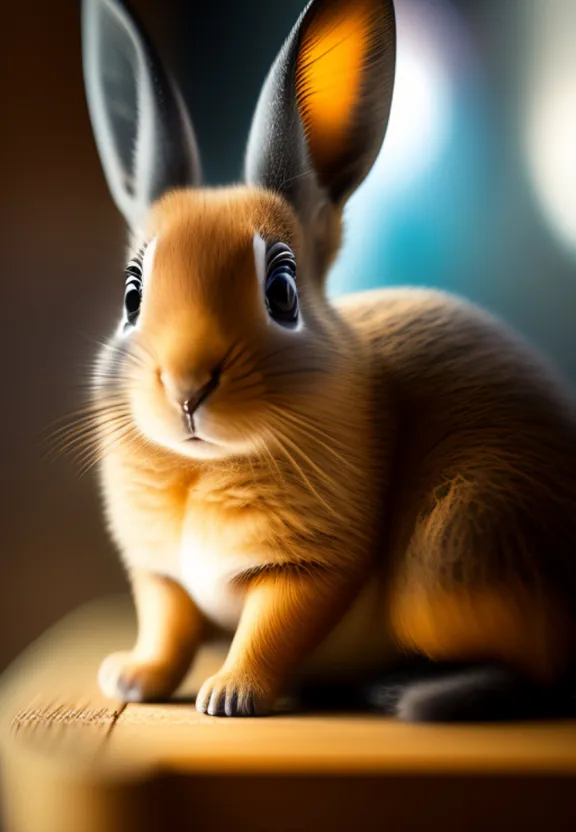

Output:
xmin=80 ymin=0 xmax=576 ymax=720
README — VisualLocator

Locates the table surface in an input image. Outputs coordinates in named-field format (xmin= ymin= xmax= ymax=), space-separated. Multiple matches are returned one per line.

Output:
xmin=2 ymin=596 xmax=576 ymax=832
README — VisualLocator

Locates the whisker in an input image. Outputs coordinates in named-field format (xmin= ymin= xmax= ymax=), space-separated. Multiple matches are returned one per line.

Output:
xmin=273 ymin=421 xmax=356 ymax=474
xmin=72 ymin=415 xmax=136 ymax=463
xmin=265 ymin=427 xmax=339 ymax=517
xmin=51 ymin=415 xmax=132 ymax=461
xmin=76 ymin=331 xmax=118 ymax=352
xmin=278 ymin=443 xmax=338 ymax=517
xmin=42 ymin=402 xmax=131 ymax=444
xmin=46 ymin=415 xmax=133 ymax=458
xmin=255 ymin=434 xmax=285 ymax=487
xmin=44 ymin=398 xmax=134 ymax=464
xmin=45 ymin=400 xmax=130 ymax=431
xmin=268 ymin=405 xmax=355 ymax=466
xmin=77 ymin=424 xmax=140 ymax=478
xmin=280 ymin=433 xmax=342 ymax=504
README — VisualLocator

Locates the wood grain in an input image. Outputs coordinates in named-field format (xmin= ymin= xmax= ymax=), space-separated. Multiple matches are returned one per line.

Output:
xmin=1 ymin=596 xmax=576 ymax=831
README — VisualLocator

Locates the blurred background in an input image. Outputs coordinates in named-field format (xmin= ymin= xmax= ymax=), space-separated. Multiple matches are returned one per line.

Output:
xmin=0 ymin=0 xmax=574 ymax=673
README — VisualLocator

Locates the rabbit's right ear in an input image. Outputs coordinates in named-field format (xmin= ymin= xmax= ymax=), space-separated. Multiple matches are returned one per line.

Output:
xmin=245 ymin=0 xmax=395 ymax=220
xmin=81 ymin=0 xmax=201 ymax=230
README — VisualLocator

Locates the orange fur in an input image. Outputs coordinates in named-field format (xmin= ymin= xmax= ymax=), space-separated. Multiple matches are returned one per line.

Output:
xmin=93 ymin=234 xmax=576 ymax=712
xmin=93 ymin=199 xmax=576 ymax=710
xmin=85 ymin=1 xmax=576 ymax=716
xmin=196 ymin=567 xmax=361 ymax=713
xmin=99 ymin=569 xmax=205 ymax=701
xmin=297 ymin=0 xmax=372 ymax=166
xmin=389 ymin=588 xmax=566 ymax=683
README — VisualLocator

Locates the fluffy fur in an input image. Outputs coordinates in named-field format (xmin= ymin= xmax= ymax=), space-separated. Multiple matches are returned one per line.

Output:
xmin=89 ymin=192 xmax=576 ymax=717
xmin=79 ymin=0 xmax=576 ymax=719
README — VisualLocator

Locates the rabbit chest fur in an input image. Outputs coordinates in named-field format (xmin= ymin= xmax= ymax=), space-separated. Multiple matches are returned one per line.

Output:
xmin=100 ymin=285 xmax=576 ymax=683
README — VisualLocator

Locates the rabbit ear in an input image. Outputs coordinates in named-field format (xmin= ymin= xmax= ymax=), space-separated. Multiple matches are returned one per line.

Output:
xmin=82 ymin=0 xmax=201 ymax=229
xmin=245 ymin=0 xmax=396 ymax=214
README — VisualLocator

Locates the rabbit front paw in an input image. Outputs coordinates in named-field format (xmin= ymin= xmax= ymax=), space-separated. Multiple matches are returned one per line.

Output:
xmin=195 ymin=670 xmax=272 ymax=717
xmin=98 ymin=651 xmax=179 ymax=703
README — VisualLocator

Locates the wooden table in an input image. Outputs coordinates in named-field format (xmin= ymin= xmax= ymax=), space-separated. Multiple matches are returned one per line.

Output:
xmin=1 ymin=596 xmax=576 ymax=831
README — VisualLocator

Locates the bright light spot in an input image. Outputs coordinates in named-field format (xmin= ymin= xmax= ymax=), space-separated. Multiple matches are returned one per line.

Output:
xmin=524 ymin=0 xmax=576 ymax=258
xmin=372 ymin=37 xmax=451 ymax=191
xmin=329 ymin=0 xmax=460 ymax=296
xmin=354 ymin=0 xmax=455 ymax=201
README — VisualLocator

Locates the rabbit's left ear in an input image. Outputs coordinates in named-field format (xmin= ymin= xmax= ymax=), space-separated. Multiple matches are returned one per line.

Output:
xmin=245 ymin=0 xmax=396 ymax=215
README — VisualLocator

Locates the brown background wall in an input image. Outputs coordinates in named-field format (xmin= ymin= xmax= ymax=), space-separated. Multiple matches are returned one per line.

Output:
xmin=0 ymin=0 xmax=306 ymax=672
xmin=0 ymin=0 xmax=127 ymax=670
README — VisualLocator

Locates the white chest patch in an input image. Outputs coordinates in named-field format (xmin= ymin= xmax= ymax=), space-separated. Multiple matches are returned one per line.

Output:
xmin=178 ymin=528 xmax=262 ymax=630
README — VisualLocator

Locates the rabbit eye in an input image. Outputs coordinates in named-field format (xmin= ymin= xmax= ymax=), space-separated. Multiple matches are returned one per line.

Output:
xmin=264 ymin=243 xmax=299 ymax=327
xmin=124 ymin=251 xmax=144 ymax=328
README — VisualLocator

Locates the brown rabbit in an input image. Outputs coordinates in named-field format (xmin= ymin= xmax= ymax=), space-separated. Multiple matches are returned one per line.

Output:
xmin=81 ymin=0 xmax=576 ymax=719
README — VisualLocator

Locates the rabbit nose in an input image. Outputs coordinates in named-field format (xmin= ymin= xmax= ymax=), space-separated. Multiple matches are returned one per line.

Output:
xmin=181 ymin=365 xmax=221 ymax=424
xmin=161 ymin=365 xmax=221 ymax=431
xmin=182 ymin=370 xmax=220 ymax=416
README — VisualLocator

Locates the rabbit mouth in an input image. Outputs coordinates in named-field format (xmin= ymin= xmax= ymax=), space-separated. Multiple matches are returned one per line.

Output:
xmin=185 ymin=436 xmax=210 ymax=445
xmin=184 ymin=431 xmax=209 ymax=444
xmin=182 ymin=433 xmax=224 ymax=455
